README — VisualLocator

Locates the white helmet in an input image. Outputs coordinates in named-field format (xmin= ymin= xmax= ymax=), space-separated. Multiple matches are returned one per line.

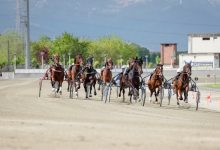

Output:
xmin=177 ymin=68 xmax=182 ymax=73
xmin=121 ymin=65 xmax=127 ymax=69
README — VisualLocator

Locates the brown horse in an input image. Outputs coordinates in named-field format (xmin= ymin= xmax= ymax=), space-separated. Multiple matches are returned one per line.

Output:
xmin=147 ymin=64 xmax=163 ymax=103
xmin=119 ymin=57 xmax=143 ymax=102
xmin=101 ymin=58 xmax=113 ymax=84
xmin=43 ymin=54 xmax=65 ymax=94
xmin=100 ymin=58 xmax=113 ymax=101
xmin=67 ymin=54 xmax=84 ymax=98
xmin=173 ymin=61 xmax=192 ymax=105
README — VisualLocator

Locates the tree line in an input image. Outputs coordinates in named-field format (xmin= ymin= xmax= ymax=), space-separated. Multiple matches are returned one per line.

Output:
xmin=0 ymin=31 xmax=160 ymax=69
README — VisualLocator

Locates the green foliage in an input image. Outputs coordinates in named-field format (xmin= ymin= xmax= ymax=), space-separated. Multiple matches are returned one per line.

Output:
xmin=0 ymin=31 xmax=24 ymax=67
xmin=87 ymin=35 xmax=138 ymax=67
xmin=29 ymin=32 xmax=160 ymax=68
xmin=30 ymin=35 xmax=52 ymax=67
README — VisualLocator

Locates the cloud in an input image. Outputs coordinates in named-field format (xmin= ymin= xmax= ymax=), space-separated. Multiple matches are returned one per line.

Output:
xmin=208 ymin=0 xmax=220 ymax=5
xmin=34 ymin=0 xmax=48 ymax=8
xmin=115 ymin=0 xmax=147 ymax=8
xmin=102 ymin=0 xmax=148 ymax=13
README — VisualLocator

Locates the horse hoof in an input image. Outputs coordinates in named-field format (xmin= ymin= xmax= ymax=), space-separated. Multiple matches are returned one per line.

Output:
xmin=179 ymin=97 xmax=183 ymax=100
xmin=94 ymin=92 xmax=97 ymax=95
xmin=177 ymin=102 xmax=180 ymax=105
xmin=89 ymin=95 xmax=92 ymax=97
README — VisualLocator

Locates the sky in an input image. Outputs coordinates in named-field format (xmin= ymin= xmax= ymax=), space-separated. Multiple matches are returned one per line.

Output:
xmin=1 ymin=0 xmax=220 ymax=51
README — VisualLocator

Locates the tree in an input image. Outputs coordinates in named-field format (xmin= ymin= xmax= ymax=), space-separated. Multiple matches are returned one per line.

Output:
xmin=0 ymin=31 xmax=24 ymax=68
xmin=30 ymin=35 xmax=52 ymax=68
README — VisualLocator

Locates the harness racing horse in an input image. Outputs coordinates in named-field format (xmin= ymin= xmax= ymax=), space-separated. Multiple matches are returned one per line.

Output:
xmin=43 ymin=54 xmax=65 ymax=95
xmin=81 ymin=57 xmax=97 ymax=99
xmin=119 ymin=57 xmax=143 ymax=102
xmin=173 ymin=61 xmax=192 ymax=105
xmin=67 ymin=54 xmax=84 ymax=98
xmin=100 ymin=58 xmax=114 ymax=101
xmin=147 ymin=64 xmax=164 ymax=103
xmin=101 ymin=58 xmax=113 ymax=84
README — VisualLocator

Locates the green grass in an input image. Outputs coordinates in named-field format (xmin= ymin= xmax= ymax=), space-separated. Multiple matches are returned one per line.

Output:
xmin=204 ymin=84 xmax=220 ymax=89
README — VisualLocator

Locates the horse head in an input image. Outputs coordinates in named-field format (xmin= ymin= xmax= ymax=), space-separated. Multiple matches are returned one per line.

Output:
xmin=52 ymin=53 xmax=60 ymax=65
xmin=154 ymin=64 xmax=163 ymax=78
xmin=86 ymin=57 xmax=94 ymax=69
xmin=183 ymin=62 xmax=192 ymax=76
xmin=105 ymin=58 xmax=113 ymax=70
xmin=74 ymin=54 xmax=84 ymax=66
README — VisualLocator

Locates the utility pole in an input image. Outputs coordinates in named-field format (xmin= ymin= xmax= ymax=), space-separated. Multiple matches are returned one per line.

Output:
xmin=24 ymin=0 xmax=30 ymax=69
xmin=16 ymin=0 xmax=20 ymax=32
xmin=7 ymin=40 xmax=10 ymax=71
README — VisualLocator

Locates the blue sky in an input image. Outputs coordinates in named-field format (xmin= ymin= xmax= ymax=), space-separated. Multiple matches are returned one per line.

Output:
xmin=1 ymin=0 xmax=220 ymax=51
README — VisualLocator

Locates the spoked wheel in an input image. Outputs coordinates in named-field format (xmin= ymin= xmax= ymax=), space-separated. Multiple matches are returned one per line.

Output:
xmin=159 ymin=86 xmax=164 ymax=107
xmin=39 ymin=79 xmax=43 ymax=97
xmin=196 ymin=91 xmax=200 ymax=111
xmin=168 ymin=88 xmax=172 ymax=105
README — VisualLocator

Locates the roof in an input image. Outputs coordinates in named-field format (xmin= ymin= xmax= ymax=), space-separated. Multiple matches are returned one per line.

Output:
xmin=188 ymin=33 xmax=220 ymax=37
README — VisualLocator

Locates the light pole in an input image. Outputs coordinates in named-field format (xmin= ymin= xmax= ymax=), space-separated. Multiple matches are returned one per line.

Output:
xmin=68 ymin=51 xmax=71 ymax=67
xmin=145 ymin=55 xmax=148 ymax=68
xmin=40 ymin=51 xmax=45 ymax=69
xmin=120 ymin=56 xmax=123 ymax=67
xmin=63 ymin=54 xmax=66 ymax=69
xmin=14 ymin=53 xmax=17 ymax=71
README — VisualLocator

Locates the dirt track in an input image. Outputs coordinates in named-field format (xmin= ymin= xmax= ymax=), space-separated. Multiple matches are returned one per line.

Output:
xmin=0 ymin=78 xmax=220 ymax=150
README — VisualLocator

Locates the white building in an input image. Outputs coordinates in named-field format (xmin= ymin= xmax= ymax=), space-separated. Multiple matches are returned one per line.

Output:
xmin=179 ymin=33 xmax=220 ymax=69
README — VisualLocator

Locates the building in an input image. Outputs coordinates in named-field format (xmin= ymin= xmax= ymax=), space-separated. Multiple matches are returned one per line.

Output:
xmin=160 ymin=43 xmax=177 ymax=67
xmin=179 ymin=33 xmax=220 ymax=69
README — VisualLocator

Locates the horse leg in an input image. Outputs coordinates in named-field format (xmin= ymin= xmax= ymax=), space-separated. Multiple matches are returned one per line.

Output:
xmin=93 ymin=82 xmax=97 ymax=96
xmin=176 ymin=91 xmax=180 ymax=106
xmin=89 ymin=83 xmax=92 ymax=97
xmin=149 ymin=89 xmax=153 ymax=103
xmin=130 ymin=92 xmax=132 ymax=103
xmin=128 ymin=87 xmax=131 ymax=96
xmin=51 ymin=80 xmax=56 ymax=92
xmin=59 ymin=81 xmax=63 ymax=95
xmin=67 ymin=79 xmax=70 ymax=92
xmin=84 ymin=82 xmax=88 ymax=99
xmin=184 ymin=87 xmax=189 ymax=103
xmin=155 ymin=88 xmax=160 ymax=103
xmin=75 ymin=81 xmax=80 ymax=97
xmin=119 ymin=86 xmax=122 ymax=97
xmin=122 ymin=88 xmax=125 ymax=102
xmin=178 ymin=89 xmax=183 ymax=100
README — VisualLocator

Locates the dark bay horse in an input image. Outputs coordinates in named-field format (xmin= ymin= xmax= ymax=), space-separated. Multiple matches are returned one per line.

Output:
xmin=119 ymin=57 xmax=143 ymax=102
xmin=173 ymin=61 xmax=192 ymax=105
xmin=147 ymin=64 xmax=163 ymax=103
xmin=43 ymin=54 xmax=65 ymax=95
xmin=81 ymin=57 xmax=97 ymax=99
xmin=67 ymin=54 xmax=84 ymax=98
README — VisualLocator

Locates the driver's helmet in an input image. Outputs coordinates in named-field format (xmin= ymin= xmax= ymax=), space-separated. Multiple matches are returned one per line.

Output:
xmin=177 ymin=68 xmax=182 ymax=73
xmin=121 ymin=65 xmax=127 ymax=73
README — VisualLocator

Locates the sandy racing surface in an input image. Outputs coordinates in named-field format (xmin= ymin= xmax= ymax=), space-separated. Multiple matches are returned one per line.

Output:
xmin=0 ymin=78 xmax=220 ymax=150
